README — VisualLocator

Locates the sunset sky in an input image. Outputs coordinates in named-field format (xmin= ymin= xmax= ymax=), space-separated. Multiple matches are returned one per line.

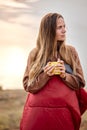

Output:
xmin=0 ymin=0 xmax=87 ymax=89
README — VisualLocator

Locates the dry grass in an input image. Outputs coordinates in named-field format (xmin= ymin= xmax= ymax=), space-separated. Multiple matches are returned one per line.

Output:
xmin=0 ymin=89 xmax=27 ymax=130
xmin=0 ymin=89 xmax=87 ymax=130
xmin=80 ymin=111 xmax=87 ymax=130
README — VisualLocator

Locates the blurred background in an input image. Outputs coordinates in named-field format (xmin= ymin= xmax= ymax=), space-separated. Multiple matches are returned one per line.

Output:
xmin=0 ymin=0 xmax=87 ymax=130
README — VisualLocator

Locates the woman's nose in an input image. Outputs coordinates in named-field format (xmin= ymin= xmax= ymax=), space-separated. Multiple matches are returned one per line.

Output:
xmin=62 ymin=27 xmax=66 ymax=33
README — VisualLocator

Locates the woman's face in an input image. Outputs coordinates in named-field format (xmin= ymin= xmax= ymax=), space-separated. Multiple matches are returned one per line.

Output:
xmin=55 ymin=17 xmax=66 ymax=42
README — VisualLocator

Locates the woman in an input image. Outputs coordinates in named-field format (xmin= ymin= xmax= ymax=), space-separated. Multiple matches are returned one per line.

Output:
xmin=20 ymin=13 xmax=86 ymax=130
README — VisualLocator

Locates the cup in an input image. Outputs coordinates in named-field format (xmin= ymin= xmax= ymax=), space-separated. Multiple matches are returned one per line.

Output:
xmin=49 ymin=61 xmax=61 ymax=75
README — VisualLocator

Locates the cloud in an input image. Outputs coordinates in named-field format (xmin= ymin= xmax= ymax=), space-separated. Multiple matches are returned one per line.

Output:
xmin=28 ymin=0 xmax=40 ymax=3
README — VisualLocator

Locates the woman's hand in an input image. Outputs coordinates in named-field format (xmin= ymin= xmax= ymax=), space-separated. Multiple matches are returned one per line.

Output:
xmin=43 ymin=62 xmax=55 ymax=76
xmin=57 ymin=59 xmax=66 ymax=79
xmin=43 ymin=59 xmax=66 ymax=79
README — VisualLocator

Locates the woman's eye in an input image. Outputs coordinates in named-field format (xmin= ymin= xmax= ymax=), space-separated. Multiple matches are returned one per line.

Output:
xmin=56 ymin=26 xmax=62 ymax=29
xmin=56 ymin=25 xmax=66 ymax=30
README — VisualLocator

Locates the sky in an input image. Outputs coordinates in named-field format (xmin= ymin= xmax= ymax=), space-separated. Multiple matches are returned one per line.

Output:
xmin=0 ymin=0 xmax=87 ymax=89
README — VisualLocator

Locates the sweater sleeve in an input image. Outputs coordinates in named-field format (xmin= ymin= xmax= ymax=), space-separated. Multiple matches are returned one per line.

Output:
xmin=23 ymin=49 xmax=51 ymax=94
xmin=63 ymin=46 xmax=85 ymax=90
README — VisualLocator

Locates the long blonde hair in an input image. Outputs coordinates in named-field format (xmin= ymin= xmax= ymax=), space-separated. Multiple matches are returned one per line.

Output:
xmin=29 ymin=13 xmax=76 ymax=83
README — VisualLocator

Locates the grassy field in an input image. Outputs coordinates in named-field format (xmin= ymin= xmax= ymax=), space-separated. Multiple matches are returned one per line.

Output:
xmin=0 ymin=89 xmax=87 ymax=130
xmin=0 ymin=89 xmax=27 ymax=130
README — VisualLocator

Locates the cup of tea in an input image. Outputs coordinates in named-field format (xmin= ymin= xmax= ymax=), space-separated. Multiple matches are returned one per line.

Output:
xmin=49 ymin=61 xmax=61 ymax=75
